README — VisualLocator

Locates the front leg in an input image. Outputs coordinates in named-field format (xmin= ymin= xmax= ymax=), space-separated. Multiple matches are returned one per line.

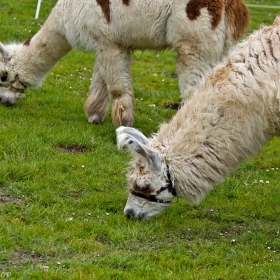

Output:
xmin=97 ymin=46 xmax=134 ymax=127
xmin=84 ymin=68 xmax=110 ymax=124
xmin=175 ymin=42 xmax=223 ymax=102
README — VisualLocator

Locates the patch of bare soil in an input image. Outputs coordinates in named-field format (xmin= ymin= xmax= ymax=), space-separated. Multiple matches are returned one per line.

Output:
xmin=13 ymin=250 xmax=46 ymax=262
xmin=2 ymin=250 xmax=47 ymax=269
xmin=57 ymin=144 xmax=87 ymax=154
xmin=0 ymin=191 xmax=22 ymax=205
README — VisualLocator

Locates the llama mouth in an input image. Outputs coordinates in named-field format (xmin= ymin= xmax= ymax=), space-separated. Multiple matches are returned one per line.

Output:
xmin=0 ymin=85 xmax=26 ymax=105
xmin=0 ymin=81 xmax=26 ymax=94
xmin=124 ymin=208 xmax=148 ymax=220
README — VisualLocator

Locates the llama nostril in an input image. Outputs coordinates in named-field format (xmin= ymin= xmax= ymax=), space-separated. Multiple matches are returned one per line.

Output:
xmin=124 ymin=208 xmax=136 ymax=219
xmin=1 ymin=72 xmax=8 ymax=83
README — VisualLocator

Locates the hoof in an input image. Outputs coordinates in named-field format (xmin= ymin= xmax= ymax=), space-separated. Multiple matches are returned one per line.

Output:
xmin=87 ymin=114 xmax=105 ymax=124
xmin=112 ymin=116 xmax=133 ymax=128
xmin=112 ymin=101 xmax=134 ymax=127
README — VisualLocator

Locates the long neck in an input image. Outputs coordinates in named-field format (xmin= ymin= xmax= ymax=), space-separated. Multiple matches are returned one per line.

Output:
xmin=156 ymin=74 xmax=276 ymax=204
xmin=15 ymin=13 xmax=71 ymax=87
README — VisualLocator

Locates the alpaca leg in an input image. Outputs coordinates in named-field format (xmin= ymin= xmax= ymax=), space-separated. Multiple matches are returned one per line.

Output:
xmin=84 ymin=69 xmax=110 ymax=124
xmin=175 ymin=44 xmax=216 ymax=102
xmin=111 ymin=83 xmax=134 ymax=127
xmin=97 ymin=46 xmax=134 ymax=127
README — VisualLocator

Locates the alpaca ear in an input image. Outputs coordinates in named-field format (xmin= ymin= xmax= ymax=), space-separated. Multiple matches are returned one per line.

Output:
xmin=117 ymin=128 xmax=160 ymax=170
xmin=0 ymin=43 xmax=10 ymax=62
xmin=116 ymin=126 xmax=149 ymax=145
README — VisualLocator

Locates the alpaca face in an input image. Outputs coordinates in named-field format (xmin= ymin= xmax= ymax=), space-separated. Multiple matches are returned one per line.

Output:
xmin=117 ymin=126 xmax=176 ymax=220
xmin=0 ymin=43 xmax=26 ymax=105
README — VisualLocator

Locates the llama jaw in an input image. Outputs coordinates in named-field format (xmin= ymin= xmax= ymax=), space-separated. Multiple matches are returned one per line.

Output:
xmin=124 ymin=192 xmax=171 ymax=220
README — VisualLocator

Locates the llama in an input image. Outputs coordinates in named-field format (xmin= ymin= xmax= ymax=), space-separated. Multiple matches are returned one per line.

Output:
xmin=117 ymin=17 xmax=280 ymax=220
xmin=0 ymin=0 xmax=248 ymax=127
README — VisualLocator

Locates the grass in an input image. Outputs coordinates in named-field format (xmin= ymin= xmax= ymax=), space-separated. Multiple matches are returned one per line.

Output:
xmin=0 ymin=1 xmax=279 ymax=279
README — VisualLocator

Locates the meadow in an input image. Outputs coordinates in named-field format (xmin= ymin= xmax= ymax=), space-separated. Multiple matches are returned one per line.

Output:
xmin=0 ymin=1 xmax=279 ymax=279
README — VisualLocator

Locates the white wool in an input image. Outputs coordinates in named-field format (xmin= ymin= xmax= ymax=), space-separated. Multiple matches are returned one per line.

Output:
xmin=0 ymin=0 xmax=248 ymax=126
xmin=156 ymin=17 xmax=280 ymax=203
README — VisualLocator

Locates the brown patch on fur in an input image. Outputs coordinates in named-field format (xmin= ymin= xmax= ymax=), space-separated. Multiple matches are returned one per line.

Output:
xmin=23 ymin=37 xmax=32 ymax=46
xmin=186 ymin=0 xmax=224 ymax=29
xmin=225 ymin=0 xmax=249 ymax=40
xmin=186 ymin=0 xmax=248 ymax=34
xmin=133 ymin=182 xmax=152 ymax=194
xmin=96 ymin=0 xmax=130 ymax=23
xmin=96 ymin=0 xmax=111 ymax=22
xmin=123 ymin=0 xmax=130 ymax=6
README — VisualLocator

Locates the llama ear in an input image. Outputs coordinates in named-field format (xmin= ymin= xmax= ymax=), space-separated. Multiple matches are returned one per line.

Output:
xmin=116 ymin=126 xmax=149 ymax=145
xmin=117 ymin=128 xmax=160 ymax=170
xmin=0 ymin=43 xmax=10 ymax=62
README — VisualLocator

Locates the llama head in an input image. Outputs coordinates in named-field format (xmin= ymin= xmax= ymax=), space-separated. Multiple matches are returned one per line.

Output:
xmin=0 ymin=43 xmax=26 ymax=105
xmin=117 ymin=126 xmax=176 ymax=220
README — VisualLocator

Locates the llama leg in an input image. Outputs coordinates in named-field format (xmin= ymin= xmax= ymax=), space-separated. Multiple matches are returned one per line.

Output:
xmin=84 ymin=69 xmax=110 ymax=124
xmin=97 ymin=46 xmax=134 ymax=127
xmin=111 ymin=82 xmax=134 ymax=127
xmin=175 ymin=43 xmax=219 ymax=103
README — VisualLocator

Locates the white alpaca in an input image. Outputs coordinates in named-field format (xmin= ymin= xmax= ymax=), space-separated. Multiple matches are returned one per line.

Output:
xmin=117 ymin=17 xmax=280 ymax=220
xmin=0 ymin=0 xmax=248 ymax=127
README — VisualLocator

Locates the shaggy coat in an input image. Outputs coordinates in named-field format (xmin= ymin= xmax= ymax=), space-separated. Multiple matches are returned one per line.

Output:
xmin=0 ymin=0 xmax=248 ymax=127
xmin=117 ymin=17 xmax=280 ymax=220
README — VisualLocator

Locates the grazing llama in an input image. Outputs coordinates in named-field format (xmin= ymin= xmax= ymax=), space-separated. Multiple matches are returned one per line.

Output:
xmin=117 ymin=17 xmax=280 ymax=220
xmin=0 ymin=0 xmax=248 ymax=127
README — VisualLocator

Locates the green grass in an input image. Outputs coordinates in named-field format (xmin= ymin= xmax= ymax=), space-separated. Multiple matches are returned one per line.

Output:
xmin=0 ymin=1 xmax=280 ymax=279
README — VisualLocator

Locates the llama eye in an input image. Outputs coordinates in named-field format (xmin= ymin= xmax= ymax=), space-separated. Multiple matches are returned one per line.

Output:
xmin=1 ymin=72 xmax=8 ymax=82
xmin=133 ymin=183 xmax=151 ymax=192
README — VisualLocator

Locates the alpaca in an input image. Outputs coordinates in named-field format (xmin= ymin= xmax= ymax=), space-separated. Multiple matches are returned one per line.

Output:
xmin=0 ymin=0 xmax=248 ymax=127
xmin=117 ymin=17 xmax=280 ymax=220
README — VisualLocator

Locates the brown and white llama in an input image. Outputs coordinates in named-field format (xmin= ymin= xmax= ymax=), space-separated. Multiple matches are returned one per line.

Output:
xmin=0 ymin=0 xmax=248 ymax=127
xmin=117 ymin=17 xmax=280 ymax=220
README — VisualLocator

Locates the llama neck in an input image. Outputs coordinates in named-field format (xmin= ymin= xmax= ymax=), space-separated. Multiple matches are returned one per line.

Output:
xmin=156 ymin=87 xmax=273 ymax=204
xmin=15 ymin=17 xmax=71 ymax=87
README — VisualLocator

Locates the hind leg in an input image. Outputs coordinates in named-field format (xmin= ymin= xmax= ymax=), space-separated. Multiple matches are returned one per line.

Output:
xmin=97 ymin=45 xmax=134 ymax=127
xmin=84 ymin=68 xmax=110 ymax=124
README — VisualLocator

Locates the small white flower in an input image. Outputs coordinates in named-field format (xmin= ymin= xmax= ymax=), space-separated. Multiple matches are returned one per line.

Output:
xmin=259 ymin=180 xmax=264 ymax=183
xmin=265 ymin=181 xmax=269 ymax=184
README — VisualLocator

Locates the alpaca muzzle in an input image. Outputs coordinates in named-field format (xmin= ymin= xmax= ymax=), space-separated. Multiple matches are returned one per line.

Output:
xmin=0 ymin=75 xmax=26 ymax=94
xmin=0 ymin=76 xmax=26 ymax=104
